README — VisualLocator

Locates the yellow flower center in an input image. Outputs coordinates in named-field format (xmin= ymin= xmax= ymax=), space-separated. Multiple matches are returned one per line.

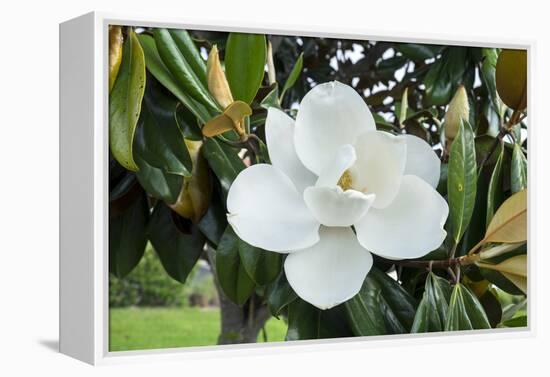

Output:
xmin=337 ymin=170 xmax=353 ymax=191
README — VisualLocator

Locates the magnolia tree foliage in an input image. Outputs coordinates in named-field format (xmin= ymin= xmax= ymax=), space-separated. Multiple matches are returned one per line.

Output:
xmin=109 ymin=26 xmax=528 ymax=344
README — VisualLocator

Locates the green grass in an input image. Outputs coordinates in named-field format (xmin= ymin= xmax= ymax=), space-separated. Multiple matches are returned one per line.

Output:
xmin=109 ymin=307 xmax=288 ymax=351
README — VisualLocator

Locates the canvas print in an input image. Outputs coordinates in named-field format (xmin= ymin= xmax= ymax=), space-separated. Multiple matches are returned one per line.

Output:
xmin=108 ymin=25 xmax=528 ymax=351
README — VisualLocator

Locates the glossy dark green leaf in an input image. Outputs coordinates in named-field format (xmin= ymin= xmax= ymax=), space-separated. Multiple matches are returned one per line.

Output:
xmin=423 ymin=59 xmax=452 ymax=106
xmin=267 ymin=271 xmax=298 ymax=317
xmin=133 ymin=84 xmax=185 ymax=205
xmin=215 ymin=226 xmax=255 ymax=305
xmin=154 ymin=28 xmax=219 ymax=112
xmin=286 ymin=299 xmax=320 ymax=340
xmin=202 ymin=138 xmax=245 ymax=197
xmin=109 ymin=29 xmax=146 ymax=171
xmin=445 ymin=283 xmax=491 ymax=331
xmin=423 ymin=48 xmax=468 ymax=106
xmin=138 ymin=34 xmax=215 ymax=124
xmin=168 ymin=29 xmax=207 ymax=86
xmin=286 ymin=300 xmax=353 ymax=340
xmin=280 ymin=52 xmax=303 ymax=100
xmin=176 ymin=103 xmax=203 ymax=140
xmin=486 ymin=143 xmax=505 ymax=226
xmin=371 ymin=268 xmax=417 ymax=333
xmin=345 ymin=280 xmax=385 ymax=336
xmin=448 ymin=119 xmax=477 ymax=244
xmin=134 ymin=156 xmax=182 ymax=203
xmin=147 ymin=202 xmax=206 ymax=283
xmin=479 ymin=289 xmax=502 ymax=328
xmin=511 ymin=143 xmax=527 ymax=194
xmin=397 ymin=43 xmax=443 ymax=61
xmin=456 ymin=136 xmax=511 ymax=256
xmin=436 ymin=163 xmax=449 ymax=196
xmin=110 ymin=171 xmax=137 ymax=202
xmin=411 ymin=273 xmax=452 ymax=333
xmin=109 ymin=193 xmax=149 ymax=278
xmin=136 ymin=76 xmax=193 ymax=176
xmin=480 ymin=48 xmax=499 ymax=110
xmin=198 ymin=184 xmax=227 ymax=246
xmin=238 ymin=241 xmax=281 ymax=286
xmin=345 ymin=268 xmax=416 ymax=336
xmin=225 ymin=33 xmax=266 ymax=104
xmin=445 ymin=47 xmax=469 ymax=86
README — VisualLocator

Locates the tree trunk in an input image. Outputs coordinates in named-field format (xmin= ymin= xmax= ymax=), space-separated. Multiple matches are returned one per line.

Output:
xmin=205 ymin=246 xmax=271 ymax=344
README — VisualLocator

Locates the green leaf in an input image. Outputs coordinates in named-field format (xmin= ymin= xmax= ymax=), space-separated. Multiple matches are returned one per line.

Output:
xmin=202 ymin=138 xmax=245 ymax=197
xmin=423 ymin=48 xmax=468 ymax=106
xmin=225 ymin=33 xmax=267 ymax=104
xmin=370 ymin=268 xmax=417 ymax=333
xmin=136 ymin=76 xmax=193 ymax=177
xmin=267 ymin=271 xmax=298 ymax=317
xmin=480 ymin=48 xmax=499 ymax=111
xmin=168 ymin=29 xmax=207 ymax=86
xmin=445 ymin=283 xmax=491 ymax=331
xmin=109 ymin=193 xmax=149 ymax=278
xmin=260 ymin=84 xmax=281 ymax=110
xmin=423 ymin=59 xmax=452 ymax=106
xmin=137 ymin=34 xmax=215 ymax=124
xmin=109 ymin=29 xmax=146 ymax=171
xmin=448 ymin=119 xmax=477 ymax=244
xmin=280 ymin=52 xmax=303 ymax=100
xmin=147 ymin=202 xmax=206 ymax=283
xmin=286 ymin=299 xmax=321 ymax=340
xmin=198 ymin=185 xmax=227 ymax=246
xmin=397 ymin=43 xmax=443 ymax=61
xmin=345 ymin=268 xmax=416 ymax=336
xmin=238 ymin=241 xmax=282 ymax=286
xmin=110 ymin=171 xmax=137 ymax=202
xmin=134 ymin=156 xmax=182 ymax=203
xmin=486 ymin=143 xmax=504 ymax=226
xmin=176 ymin=103 xmax=203 ymax=140
xmin=511 ymin=143 xmax=527 ymax=194
xmin=153 ymin=28 xmax=219 ymax=112
xmin=286 ymin=300 xmax=353 ymax=340
xmin=132 ymin=80 xmax=186 ymax=204
xmin=501 ymin=315 xmax=527 ymax=328
xmin=479 ymin=289 xmax=502 ymax=328
xmin=411 ymin=273 xmax=452 ymax=333
xmin=215 ymin=226 xmax=255 ymax=305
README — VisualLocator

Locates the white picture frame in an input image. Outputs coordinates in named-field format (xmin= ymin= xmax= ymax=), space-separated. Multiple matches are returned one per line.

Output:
xmin=59 ymin=11 xmax=535 ymax=365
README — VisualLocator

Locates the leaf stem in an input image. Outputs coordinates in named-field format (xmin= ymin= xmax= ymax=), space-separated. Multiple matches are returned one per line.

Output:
xmin=477 ymin=108 xmax=524 ymax=172
xmin=383 ymin=253 xmax=480 ymax=270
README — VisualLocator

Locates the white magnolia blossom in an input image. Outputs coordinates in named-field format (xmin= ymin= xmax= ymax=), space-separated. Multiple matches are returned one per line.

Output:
xmin=227 ymin=81 xmax=449 ymax=310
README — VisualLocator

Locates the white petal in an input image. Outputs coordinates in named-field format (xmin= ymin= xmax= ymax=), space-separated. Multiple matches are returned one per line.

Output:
xmin=354 ymin=175 xmax=449 ymax=259
xmin=294 ymin=81 xmax=375 ymax=175
xmin=402 ymin=134 xmax=441 ymax=188
xmin=265 ymin=108 xmax=316 ymax=192
xmin=227 ymin=164 xmax=320 ymax=252
xmin=303 ymin=186 xmax=375 ymax=227
xmin=284 ymin=226 xmax=373 ymax=310
xmin=351 ymin=131 xmax=407 ymax=208
xmin=315 ymin=144 xmax=356 ymax=187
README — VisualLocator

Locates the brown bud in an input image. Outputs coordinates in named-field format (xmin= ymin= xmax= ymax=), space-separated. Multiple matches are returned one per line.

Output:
xmin=207 ymin=45 xmax=234 ymax=109
xmin=169 ymin=140 xmax=212 ymax=223
xmin=109 ymin=26 xmax=123 ymax=92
